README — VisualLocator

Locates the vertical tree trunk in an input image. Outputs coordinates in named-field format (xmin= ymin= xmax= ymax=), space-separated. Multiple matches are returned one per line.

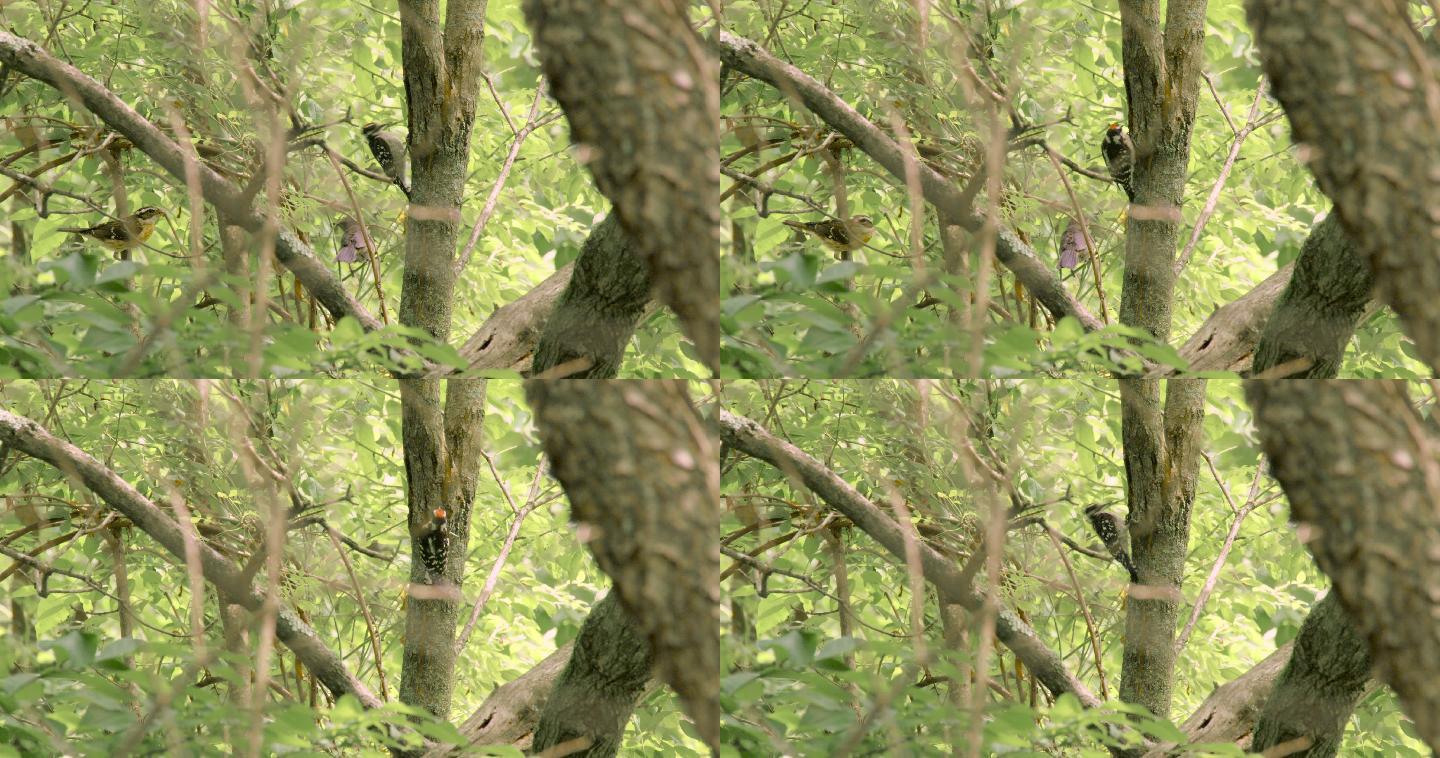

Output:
xmin=1118 ymin=379 xmax=1204 ymax=719
xmin=394 ymin=0 xmax=488 ymax=726
xmin=1113 ymin=0 xmax=1210 ymax=722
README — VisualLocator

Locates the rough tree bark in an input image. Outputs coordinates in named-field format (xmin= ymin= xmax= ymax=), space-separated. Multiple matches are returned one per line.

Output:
xmin=1247 ymin=381 xmax=1440 ymax=751
xmin=529 ymin=215 xmax=651 ymax=378
xmin=1246 ymin=0 xmax=1440 ymax=374
xmin=1116 ymin=0 xmax=1208 ymax=343
xmin=1176 ymin=262 xmax=1295 ymax=373
xmin=1147 ymin=641 xmax=1292 ymax=755
xmin=525 ymin=0 xmax=720 ymax=373
xmin=526 ymin=381 xmax=720 ymax=750
xmin=718 ymin=409 xmax=1102 ymax=708
xmin=1113 ymin=0 xmax=1209 ymax=723
xmin=425 ymin=594 xmax=662 ymax=757
xmin=459 ymin=263 xmax=576 ymax=372
xmin=1249 ymin=213 xmax=1371 ymax=378
xmin=0 ymin=408 xmax=381 ymax=708
xmin=528 ymin=593 xmax=656 ymax=757
xmin=396 ymin=378 xmax=487 ymax=724
xmin=1177 ymin=211 xmax=1372 ymax=376
xmin=1249 ymin=592 xmax=1372 ymax=757
xmin=393 ymin=0 xmax=489 ymax=725
xmin=1117 ymin=378 xmax=1204 ymax=720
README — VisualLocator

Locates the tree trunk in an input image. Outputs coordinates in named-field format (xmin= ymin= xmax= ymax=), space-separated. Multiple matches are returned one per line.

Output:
xmin=1249 ymin=212 xmax=1370 ymax=378
xmin=1113 ymin=0 xmax=1209 ymax=721
xmin=395 ymin=0 xmax=488 ymax=726
xmin=1247 ymin=0 xmax=1440 ymax=373
xmin=525 ymin=0 xmax=720 ymax=372
xmin=1250 ymin=592 xmax=1372 ymax=757
xmin=527 ymin=380 xmax=720 ymax=749
xmin=530 ymin=593 xmax=655 ymax=757
xmin=1117 ymin=378 xmax=1204 ymax=719
xmin=531 ymin=215 xmax=651 ymax=378
xmin=1247 ymin=381 xmax=1440 ymax=750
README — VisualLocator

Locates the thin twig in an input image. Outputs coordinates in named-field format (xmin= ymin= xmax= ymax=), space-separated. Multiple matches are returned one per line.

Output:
xmin=1175 ymin=455 xmax=1267 ymax=654
xmin=1176 ymin=80 xmax=1276 ymax=273
xmin=1044 ymin=525 xmax=1108 ymax=698
xmin=1044 ymin=148 xmax=1109 ymax=324
xmin=325 ymin=526 xmax=389 ymax=700
xmin=453 ymin=500 xmax=540 ymax=654
xmin=456 ymin=85 xmax=554 ymax=273
xmin=324 ymin=147 xmax=390 ymax=324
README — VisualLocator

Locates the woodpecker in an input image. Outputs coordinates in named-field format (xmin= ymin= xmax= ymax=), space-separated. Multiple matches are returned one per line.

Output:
xmin=59 ymin=207 xmax=166 ymax=255
xmin=361 ymin=122 xmax=411 ymax=199
xmin=1099 ymin=122 xmax=1136 ymax=202
xmin=414 ymin=506 xmax=449 ymax=581
xmin=1084 ymin=503 xmax=1138 ymax=583
xmin=782 ymin=215 xmax=876 ymax=254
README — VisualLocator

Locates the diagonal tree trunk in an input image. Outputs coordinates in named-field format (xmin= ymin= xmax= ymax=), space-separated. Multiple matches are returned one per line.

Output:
xmin=0 ymin=407 xmax=382 ymax=708
xmin=526 ymin=380 xmax=720 ymax=750
xmin=525 ymin=0 xmax=720 ymax=373
xmin=1247 ymin=381 xmax=1440 ymax=751
xmin=1246 ymin=0 xmax=1440 ymax=373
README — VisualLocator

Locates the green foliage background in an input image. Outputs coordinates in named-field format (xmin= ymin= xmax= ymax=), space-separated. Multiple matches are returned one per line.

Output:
xmin=0 ymin=0 xmax=699 ymax=377
xmin=720 ymin=1 xmax=1427 ymax=378
xmin=719 ymin=380 xmax=1427 ymax=755
xmin=0 ymin=380 xmax=698 ymax=755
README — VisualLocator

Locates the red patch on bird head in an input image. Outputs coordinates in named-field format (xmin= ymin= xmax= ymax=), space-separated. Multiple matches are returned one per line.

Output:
xmin=434 ymin=507 xmax=447 ymax=520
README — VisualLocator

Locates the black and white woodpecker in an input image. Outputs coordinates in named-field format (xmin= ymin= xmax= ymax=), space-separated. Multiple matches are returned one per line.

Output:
xmin=1099 ymin=122 xmax=1136 ymax=202
xmin=361 ymin=122 xmax=411 ymax=199
xmin=1084 ymin=503 xmax=1139 ymax=583
xmin=414 ymin=506 xmax=449 ymax=582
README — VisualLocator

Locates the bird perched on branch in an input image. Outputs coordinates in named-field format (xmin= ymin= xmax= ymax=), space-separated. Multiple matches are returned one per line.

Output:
xmin=361 ymin=122 xmax=411 ymax=199
xmin=1100 ymin=122 xmax=1136 ymax=202
xmin=783 ymin=215 xmax=875 ymax=254
xmin=414 ymin=506 xmax=449 ymax=582
xmin=334 ymin=216 xmax=370 ymax=263
xmin=59 ymin=207 xmax=166 ymax=254
xmin=1084 ymin=503 xmax=1138 ymax=583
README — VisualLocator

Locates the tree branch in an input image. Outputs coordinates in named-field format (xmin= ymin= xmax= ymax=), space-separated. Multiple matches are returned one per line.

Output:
xmin=0 ymin=31 xmax=382 ymax=332
xmin=0 ymin=407 xmax=381 ymax=708
xmin=719 ymin=409 xmax=1101 ymax=707
xmin=715 ymin=30 xmax=1104 ymax=333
